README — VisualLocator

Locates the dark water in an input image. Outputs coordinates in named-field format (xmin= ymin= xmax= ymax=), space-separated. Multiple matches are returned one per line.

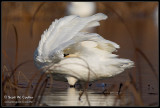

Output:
xmin=40 ymin=87 xmax=133 ymax=106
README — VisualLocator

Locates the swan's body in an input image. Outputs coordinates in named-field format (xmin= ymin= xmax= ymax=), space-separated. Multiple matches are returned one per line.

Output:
xmin=34 ymin=13 xmax=134 ymax=86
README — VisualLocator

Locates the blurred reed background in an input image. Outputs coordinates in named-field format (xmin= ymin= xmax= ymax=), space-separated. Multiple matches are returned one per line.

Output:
xmin=2 ymin=1 xmax=158 ymax=106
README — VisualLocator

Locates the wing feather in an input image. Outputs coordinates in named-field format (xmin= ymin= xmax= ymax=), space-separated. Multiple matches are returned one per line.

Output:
xmin=35 ymin=13 xmax=107 ymax=63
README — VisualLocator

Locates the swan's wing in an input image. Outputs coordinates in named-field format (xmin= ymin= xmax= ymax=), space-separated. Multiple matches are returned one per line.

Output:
xmin=59 ymin=32 xmax=120 ymax=56
xmin=72 ymin=32 xmax=120 ymax=52
xmin=54 ymin=33 xmax=134 ymax=80
xmin=34 ymin=13 xmax=107 ymax=65
xmin=45 ymin=33 xmax=134 ymax=81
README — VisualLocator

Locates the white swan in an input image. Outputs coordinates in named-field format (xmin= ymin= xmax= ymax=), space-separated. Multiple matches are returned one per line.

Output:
xmin=34 ymin=13 xmax=134 ymax=86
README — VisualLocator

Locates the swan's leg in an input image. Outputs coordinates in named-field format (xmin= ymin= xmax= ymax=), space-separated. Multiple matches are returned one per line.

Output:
xmin=78 ymin=81 xmax=87 ymax=100
xmin=102 ymin=84 xmax=111 ymax=95
xmin=79 ymin=89 xmax=84 ymax=100
xmin=89 ymin=83 xmax=92 ymax=87
xmin=103 ymin=88 xmax=110 ymax=95
xmin=66 ymin=76 xmax=78 ymax=87
xmin=118 ymin=83 xmax=123 ymax=95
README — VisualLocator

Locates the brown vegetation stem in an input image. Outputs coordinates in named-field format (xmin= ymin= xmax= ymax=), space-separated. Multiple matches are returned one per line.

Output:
xmin=2 ymin=60 xmax=33 ymax=86
xmin=31 ymin=2 xmax=45 ymax=38
xmin=37 ymin=77 xmax=49 ymax=106
xmin=12 ymin=24 xmax=19 ymax=102
xmin=30 ymin=73 xmax=46 ymax=106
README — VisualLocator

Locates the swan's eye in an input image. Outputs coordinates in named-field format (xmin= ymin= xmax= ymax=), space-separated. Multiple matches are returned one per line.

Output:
xmin=64 ymin=54 xmax=69 ymax=57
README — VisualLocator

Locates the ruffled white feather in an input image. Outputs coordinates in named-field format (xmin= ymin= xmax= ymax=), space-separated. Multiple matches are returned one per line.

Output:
xmin=34 ymin=13 xmax=134 ymax=84
xmin=34 ymin=13 xmax=107 ymax=63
